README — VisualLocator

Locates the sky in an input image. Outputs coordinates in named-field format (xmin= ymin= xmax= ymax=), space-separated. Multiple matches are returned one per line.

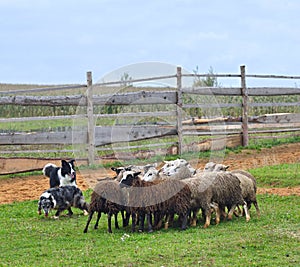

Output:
xmin=0 ymin=0 xmax=300 ymax=85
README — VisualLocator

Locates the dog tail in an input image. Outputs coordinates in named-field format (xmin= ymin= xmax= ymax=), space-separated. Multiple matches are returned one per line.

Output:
xmin=42 ymin=163 xmax=57 ymax=178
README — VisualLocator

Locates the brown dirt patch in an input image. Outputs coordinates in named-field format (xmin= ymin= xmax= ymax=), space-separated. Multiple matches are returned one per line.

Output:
xmin=0 ymin=143 xmax=300 ymax=204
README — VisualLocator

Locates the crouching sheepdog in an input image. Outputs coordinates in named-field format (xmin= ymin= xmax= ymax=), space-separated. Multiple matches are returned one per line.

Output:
xmin=38 ymin=185 xmax=89 ymax=219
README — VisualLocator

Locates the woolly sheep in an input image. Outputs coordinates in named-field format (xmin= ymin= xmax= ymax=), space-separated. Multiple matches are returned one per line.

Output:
xmin=231 ymin=170 xmax=260 ymax=217
xmin=205 ymin=162 xmax=260 ymax=217
xmin=140 ymin=165 xmax=249 ymax=228
xmin=143 ymin=161 xmax=193 ymax=181
xmin=119 ymin=171 xmax=191 ymax=232
xmin=83 ymin=179 xmax=126 ymax=233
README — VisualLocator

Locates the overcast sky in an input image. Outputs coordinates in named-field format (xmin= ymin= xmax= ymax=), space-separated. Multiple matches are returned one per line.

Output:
xmin=1 ymin=0 xmax=300 ymax=85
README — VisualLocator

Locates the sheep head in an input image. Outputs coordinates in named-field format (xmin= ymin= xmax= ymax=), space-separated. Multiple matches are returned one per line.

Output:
xmin=119 ymin=171 xmax=142 ymax=188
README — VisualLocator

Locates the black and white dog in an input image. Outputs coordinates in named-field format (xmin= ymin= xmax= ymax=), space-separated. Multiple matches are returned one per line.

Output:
xmin=38 ymin=185 xmax=89 ymax=218
xmin=42 ymin=159 xmax=76 ymax=188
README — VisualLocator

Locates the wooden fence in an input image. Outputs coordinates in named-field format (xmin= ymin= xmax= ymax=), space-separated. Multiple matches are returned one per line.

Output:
xmin=1 ymin=65 xmax=300 ymax=168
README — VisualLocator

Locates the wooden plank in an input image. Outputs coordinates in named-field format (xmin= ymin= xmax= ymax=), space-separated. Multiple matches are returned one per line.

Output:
xmin=246 ymin=74 xmax=300 ymax=79
xmin=0 ymin=131 xmax=87 ymax=145
xmin=182 ymin=87 xmax=242 ymax=96
xmin=250 ymin=113 xmax=300 ymax=124
xmin=249 ymin=128 xmax=300 ymax=134
xmin=86 ymin=71 xmax=95 ymax=165
xmin=241 ymin=65 xmax=249 ymax=146
xmin=183 ymin=117 xmax=228 ymax=125
xmin=0 ymin=114 xmax=85 ymax=123
xmin=94 ymin=74 xmax=176 ymax=86
xmin=183 ymin=103 xmax=241 ymax=109
xmin=92 ymin=91 xmax=177 ymax=105
xmin=184 ymin=135 xmax=242 ymax=152
xmin=94 ymin=125 xmax=177 ymax=146
xmin=0 ymin=84 xmax=86 ymax=95
xmin=0 ymin=95 xmax=85 ymax=106
xmin=94 ymin=111 xmax=176 ymax=118
xmin=248 ymin=87 xmax=300 ymax=96
xmin=249 ymin=102 xmax=300 ymax=108
xmin=0 ymin=91 xmax=177 ymax=106
xmin=177 ymin=66 xmax=183 ymax=155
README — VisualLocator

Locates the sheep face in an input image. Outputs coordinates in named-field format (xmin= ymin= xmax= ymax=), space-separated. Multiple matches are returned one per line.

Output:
xmin=119 ymin=171 xmax=141 ymax=188
xmin=143 ymin=167 xmax=159 ymax=181
xmin=162 ymin=159 xmax=196 ymax=176
xmin=204 ymin=162 xmax=216 ymax=171
xmin=204 ymin=162 xmax=229 ymax=172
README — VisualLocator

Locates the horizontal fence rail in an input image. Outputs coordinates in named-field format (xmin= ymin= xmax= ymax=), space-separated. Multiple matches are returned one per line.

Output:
xmin=1 ymin=65 xmax=300 ymax=173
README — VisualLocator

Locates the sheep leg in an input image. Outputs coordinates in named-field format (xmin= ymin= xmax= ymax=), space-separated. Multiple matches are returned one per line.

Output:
xmin=138 ymin=213 xmax=145 ymax=232
xmin=124 ymin=211 xmax=131 ymax=227
xmin=107 ymin=213 xmax=113 ymax=233
xmin=235 ymin=205 xmax=243 ymax=217
xmin=121 ymin=210 xmax=130 ymax=227
xmin=243 ymin=202 xmax=251 ymax=222
xmin=191 ymin=209 xmax=199 ymax=227
xmin=154 ymin=212 xmax=163 ymax=230
xmin=114 ymin=213 xmax=120 ymax=229
xmin=210 ymin=202 xmax=220 ymax=225
xmin=227 ymin=205 xmax=237 ymax=220
xmin=203 ymin=209 xmax=211 ymax=228
xmin=131 ymin=213 xmax=137 ymax=232
xmin=83 ymin=210 xmax=94 ymax=233
xmin=253 ymin=201 xmax=261 ymax=217
xmin=94 ymin=211 xmax=102 ymax=229
xmin=164 ymin=214 xmax=170 ymax=230
xmin=181 ymin=213 xmax=188 ymax=230
xmin=146 ymin=213 xmax=153 ymax=233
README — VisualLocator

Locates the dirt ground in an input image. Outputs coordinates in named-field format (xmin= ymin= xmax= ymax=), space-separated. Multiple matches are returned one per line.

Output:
xmin=0 ymin=143 xmax=300 ymax=204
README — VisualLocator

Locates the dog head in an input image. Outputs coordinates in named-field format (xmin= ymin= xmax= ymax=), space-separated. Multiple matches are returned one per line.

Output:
xmin=61 ymin=159 xmax=76 ymax=181
xmin=38 ymin=192 xmax=56 ymax=217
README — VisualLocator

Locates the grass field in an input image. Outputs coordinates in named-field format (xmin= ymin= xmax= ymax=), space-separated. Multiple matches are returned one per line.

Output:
xmin=0 ymin=163 xmax=300 ymax=266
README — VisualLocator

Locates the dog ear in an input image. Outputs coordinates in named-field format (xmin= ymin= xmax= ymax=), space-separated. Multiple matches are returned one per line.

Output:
xmin=61 ymin=160 xmax=68 ymax=167
xmin=69 ymin=159 xmax=75 ymax=165
xmin=134 ymin=171 xmax=141 ymax=177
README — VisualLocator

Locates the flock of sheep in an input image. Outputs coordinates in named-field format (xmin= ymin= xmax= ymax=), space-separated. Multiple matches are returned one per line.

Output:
xmin=83 ymin=159 xmax=261 ymax=233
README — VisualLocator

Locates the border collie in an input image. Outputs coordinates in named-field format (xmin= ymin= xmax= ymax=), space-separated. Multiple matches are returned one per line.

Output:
xmin=42 ymin=159 xmax=76 ymax=188
xmin=38 ymin=185 xmax=89 ymax=218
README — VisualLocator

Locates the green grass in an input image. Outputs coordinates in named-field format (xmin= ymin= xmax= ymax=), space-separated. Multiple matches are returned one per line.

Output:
xmin=249 ymin=163 xmax=300 ymax=188
xmin=0 ymin=163 xmax=300 ymax=266
xmin=0 ymin=194 xmax=299 ymax=266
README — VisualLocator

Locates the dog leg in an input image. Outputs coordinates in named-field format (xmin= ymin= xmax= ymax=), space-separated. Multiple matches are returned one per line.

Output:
xmin=67 ymin=207 xmax=73 ymax=216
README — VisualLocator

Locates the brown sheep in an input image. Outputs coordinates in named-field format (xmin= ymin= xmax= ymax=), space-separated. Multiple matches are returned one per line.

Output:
xmin=119 ymin=171 xmax=191 ymax=232
xmin=83 ymin=179 xmax=125 ymax=233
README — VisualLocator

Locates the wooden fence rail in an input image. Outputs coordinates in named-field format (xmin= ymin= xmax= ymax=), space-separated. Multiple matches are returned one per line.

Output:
xmin=1 ymin=65 xmax=300 ymax=167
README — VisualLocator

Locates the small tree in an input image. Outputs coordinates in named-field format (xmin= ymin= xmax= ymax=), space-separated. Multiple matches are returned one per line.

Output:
xmin=193 ymin=66 xmax=218 ymax=87
xmin=120 ymin=72 xmax=133 ymax=87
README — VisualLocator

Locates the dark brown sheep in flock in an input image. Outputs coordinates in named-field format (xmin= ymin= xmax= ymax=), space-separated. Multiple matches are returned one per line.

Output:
xmin=119 ymin=171 xmax=191 ymax=232
xmin=204 ymin=162 xmax=260 ymax=218
xmin=83 ymin=179 xmax=125 ymax=233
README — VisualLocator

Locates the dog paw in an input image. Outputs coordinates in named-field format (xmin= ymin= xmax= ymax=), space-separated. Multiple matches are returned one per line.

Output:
xmin=83 ymin=210 xmax=89 ymax=216
xmin=53 ymin=216 xmax=59 ymax=219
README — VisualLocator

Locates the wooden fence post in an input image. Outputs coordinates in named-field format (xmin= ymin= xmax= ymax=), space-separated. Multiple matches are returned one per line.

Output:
xmin=176 ymin=66 xmax=183 ymax=155
xmin=240 ymin=65 xmax=249 ymax=146
xmin=86 ymin=71 xmax=95 ymax=165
